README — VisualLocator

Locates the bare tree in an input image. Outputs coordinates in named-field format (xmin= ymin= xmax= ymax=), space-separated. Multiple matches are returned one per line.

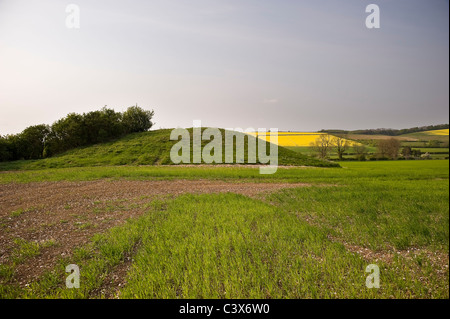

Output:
xmin=377 ymin=138 xmax=401 ymax=159
xmin=401 ymin=146 xmax=412 ymax=160
xmin=353 ymin=143 xmax=368 ymax=161
xmin=332 ymin=135 xmax=350 ymax=160
xmin=310 ymin=134 xmax=333 ymax=159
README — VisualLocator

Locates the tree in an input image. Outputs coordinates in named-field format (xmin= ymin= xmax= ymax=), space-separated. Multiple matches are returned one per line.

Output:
xmin=353 ymin=143 xmax=368 ymax=161
xmin=122 ymin=105 xmax=154 ymax=134
xmin=310 ymin=134 xmax=333 ymax=159
xmin=2 ymin=134 xmax=21 ymax=161
xmin=1 ymin=105 xmax=156 ymax=162
xmin=50 ymin=113 xmax=86 ymax=153
xmin=411 ymin=149 xmax=422 ymax=158
xmin=332 ymin=135 xmax=350 ymax=160
xmin=401 ymin=146 xmax=412 ymax=159
xmin=17 ymin=125 xmax=51 ymax=159
xmin=377 ymin=138 xmax=401 ymax=159
xmin=0 ymin=136 xmax=12 ymax=161
xmin=83 ymin=107 xmax=124 ymax=144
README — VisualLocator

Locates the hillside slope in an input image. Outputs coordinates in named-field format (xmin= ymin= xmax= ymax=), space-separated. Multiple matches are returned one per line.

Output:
xmin=0 ymin=129 xmax=339 ymax=171
xmin=399 ymin=129 xmax=449 ymax=143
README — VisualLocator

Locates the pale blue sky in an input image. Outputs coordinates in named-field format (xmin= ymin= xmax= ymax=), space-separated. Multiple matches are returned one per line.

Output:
xmin=0 ymin=0 xmax=448 ymax=134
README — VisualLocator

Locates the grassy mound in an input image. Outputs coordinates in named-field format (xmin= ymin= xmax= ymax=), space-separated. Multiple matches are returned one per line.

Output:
xmin=0 ymin=128 xmax=339 ymax=171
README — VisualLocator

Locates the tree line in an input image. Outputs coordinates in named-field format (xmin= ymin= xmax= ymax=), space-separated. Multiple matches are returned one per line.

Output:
xmin=310 ymin=135 xmax=352 ymax=160
xmin=0 ymin=105 xmax=154 ymax=162
xmin=311 ymin=135 xmax=438 ymax=161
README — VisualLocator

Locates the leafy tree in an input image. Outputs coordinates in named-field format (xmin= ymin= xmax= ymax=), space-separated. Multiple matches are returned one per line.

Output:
xmin=83 ymin=107 xmax=123 ymax=144
xmin=0 ymin=136 xmax=12 ymax=161
xmin=49 ymin=113 xmax=86 ymax=153
xmin=2 ymin=135 xmax=21 ymax=160
xmin=16 ymin=125 xmax=51 ymax=159
xmin=122 ymin=105 xmax=154 ymax=134
xmin=1 ymin=105 xmax=155 ymax=161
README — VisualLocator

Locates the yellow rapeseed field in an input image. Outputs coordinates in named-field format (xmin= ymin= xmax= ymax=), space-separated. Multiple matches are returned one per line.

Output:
xmin=245 ymin=132 xmax=358 ymax=147
xmin=423 ymin=129 xmax=449 ymax=136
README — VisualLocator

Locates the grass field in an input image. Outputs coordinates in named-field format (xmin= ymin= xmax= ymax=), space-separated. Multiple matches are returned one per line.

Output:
xmin=0 ymin=160 xmax=448 ymax=299
xmin=286 ymin=145 xmax=379 ymax=159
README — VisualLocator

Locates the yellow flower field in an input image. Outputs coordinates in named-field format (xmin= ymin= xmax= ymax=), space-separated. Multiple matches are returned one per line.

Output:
xmin=423 ymin=129 xmax=449 ymax=136
xmin=245 ymin=132 xmax=359 ymax=147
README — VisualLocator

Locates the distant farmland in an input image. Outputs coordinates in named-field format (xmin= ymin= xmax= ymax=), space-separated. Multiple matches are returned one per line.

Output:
xmin=246 ymin=129 xmax=449 ymax=160
xmin=245 ymin=132 xmax=359 ymax=147
xmin=423 ymin=129 xmax=449 ymax=136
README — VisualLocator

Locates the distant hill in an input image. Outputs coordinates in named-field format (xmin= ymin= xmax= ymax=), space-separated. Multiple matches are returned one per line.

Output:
xmin=0 ymin=128 xmax=339 ymax=171
xmin=321 ymin=124 xmax=449 ymax=136
xmin=399 ymin=129 xmax=449 ymax=143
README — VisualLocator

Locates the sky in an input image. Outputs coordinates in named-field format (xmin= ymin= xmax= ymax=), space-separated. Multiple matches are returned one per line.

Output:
xmin=0 ymin=0 xmax=448 ymax=135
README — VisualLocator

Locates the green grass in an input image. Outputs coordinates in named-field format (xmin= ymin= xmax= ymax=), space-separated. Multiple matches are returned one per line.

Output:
xmin=286 ymin=146 xmax=379 ymax=156
xmin=3 ymin=238 xmax=57 ymax=270
xmin=10 ymin=209 xmax=25 ymax=218
xmin=0 ymin=160 xmax=448 ymax=299
xmin=0 ymin=265 xmax=15 ymax=283
xmin=268 ymin=180 xmax=449 ymax=251
xmin=11 ymin=239 xmax=42 ymax=264
xmin=413 ymin=148 xmax=449 ymax=154
xmin=119 ymin=194 xmax=374 ymax=298
xmin=0 ymin=159 xmax=447 ymax=184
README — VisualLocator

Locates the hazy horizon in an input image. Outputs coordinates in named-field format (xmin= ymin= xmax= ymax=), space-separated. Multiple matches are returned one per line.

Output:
xmin=1 ymin=0 xmax=448 ymax=135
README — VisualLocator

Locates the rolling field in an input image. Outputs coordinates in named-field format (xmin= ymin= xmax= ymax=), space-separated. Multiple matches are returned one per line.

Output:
xmin=400 ymin=130 xmax=449 ymax=143
xmin=0 ymin=160 xmax=448 ymax=299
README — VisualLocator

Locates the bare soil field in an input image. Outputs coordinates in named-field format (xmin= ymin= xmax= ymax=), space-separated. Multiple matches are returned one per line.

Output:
xmin=0 ymin=179 xmax=310 ymax=286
